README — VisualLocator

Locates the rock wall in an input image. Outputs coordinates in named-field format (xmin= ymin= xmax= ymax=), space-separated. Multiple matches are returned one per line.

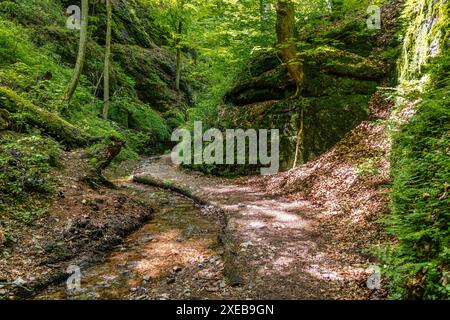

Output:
xmin=399 ymin=0 xmax=449 ymax=84
xmin=220 ymin=44 xmax=386 ymax=171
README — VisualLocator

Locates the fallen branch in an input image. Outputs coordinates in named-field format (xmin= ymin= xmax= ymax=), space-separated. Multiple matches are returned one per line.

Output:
xmin=133 ymin=174 xmax=208 ymax=206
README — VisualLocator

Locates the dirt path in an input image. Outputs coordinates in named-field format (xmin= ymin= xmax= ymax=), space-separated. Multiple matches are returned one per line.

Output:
xmin=133 ymin=156 xmax=378 ymax=300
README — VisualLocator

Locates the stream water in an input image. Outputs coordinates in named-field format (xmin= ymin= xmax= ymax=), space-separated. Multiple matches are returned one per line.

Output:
xmin=35 ymin=183 xmax=225 ymax=300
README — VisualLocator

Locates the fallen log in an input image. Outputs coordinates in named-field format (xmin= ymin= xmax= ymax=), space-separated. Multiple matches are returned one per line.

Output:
xmin=133 ymin=174 xmax=208 ymax=206
xmin=0 ymin=86 xmax=91 ymax=148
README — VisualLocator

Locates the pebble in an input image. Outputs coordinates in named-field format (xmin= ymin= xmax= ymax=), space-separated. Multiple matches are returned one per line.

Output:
xmin=143 ymin=275 xmax=151 ymax=281
xmin=172 ymin=266 xmax=182 ymax=273
xmin=206 ymin=286 xmax=219 ymax=292
xmin=166 ymin=277 xmax=175 ymax=284
xmin=13 ymin=277 xmax=26 ymax=286
xmin=240 ymin=241 xmax=254 ymax=249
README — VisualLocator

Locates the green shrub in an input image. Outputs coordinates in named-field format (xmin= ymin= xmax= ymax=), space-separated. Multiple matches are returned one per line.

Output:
xmin=0 ymin=132 xmax=60 ymax=223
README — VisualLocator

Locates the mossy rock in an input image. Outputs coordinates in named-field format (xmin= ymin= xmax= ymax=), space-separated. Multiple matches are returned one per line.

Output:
xmin=214 ymin=93 xmax=369 ymax=172
xmin=112 ymin=44 xmax=192 ymax=113
xmin=226 ymin=46 xmax=385 ymax=106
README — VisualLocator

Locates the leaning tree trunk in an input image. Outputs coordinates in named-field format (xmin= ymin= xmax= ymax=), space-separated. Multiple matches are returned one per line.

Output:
xmin=63 ymin=0 xmax=89 ymax=104
xmin=276 ymin=0 xmax=303 ymax=95
xmin=276 ymin=0 xmax=305 ymax=168
xmin=175 ymin=20 xmax=183 ymax=92
xmin=102 ymin=0 xmax=112 ymax=120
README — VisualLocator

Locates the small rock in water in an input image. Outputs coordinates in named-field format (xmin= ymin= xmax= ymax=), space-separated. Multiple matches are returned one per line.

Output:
xmin=160 ymin=293 xmax=170 ymax=300
xmin=240 ymin=241 xmax=254 ymax=249
xmin=172 ymin=266 xmax=182 ymax=273
xmin=143 ymin=275 xmax=151 ymax=282
xmin=13 ymin=277 xmax=26 ymax=286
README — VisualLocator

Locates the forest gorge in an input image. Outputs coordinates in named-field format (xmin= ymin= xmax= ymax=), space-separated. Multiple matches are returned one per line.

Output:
xmin=0 ymin=0 xmax=448 ymax=300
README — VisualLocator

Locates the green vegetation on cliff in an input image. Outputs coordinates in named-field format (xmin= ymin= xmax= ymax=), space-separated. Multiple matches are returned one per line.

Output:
xmin=378 ymin=0 xmax=449 ymax=299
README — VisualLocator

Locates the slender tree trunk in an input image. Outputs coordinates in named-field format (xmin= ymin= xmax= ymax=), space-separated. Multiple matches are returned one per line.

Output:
xmin=260 ymin=0 xmax=270 ymax=31
xmin=292 ymin=101 xmax=305 ymax=168
xmin=276 ymin=1 xmax=305 ymax=167
xmin=102 ymin=0 xmax=112 ymax=120
xmin=63 ymin=0 xmax=89 ymax=104
xmin=276 ymin=0 xmax=303 ymax=96
xmin=175 ymin=20 xmax=182 ymax=92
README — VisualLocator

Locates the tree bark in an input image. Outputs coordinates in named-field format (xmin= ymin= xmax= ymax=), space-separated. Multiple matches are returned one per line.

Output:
xmin=175 ymin=20 xmax=182 ymax=92
xmin=63 ymin=0 xmax=89 ymax=104
xmin=93 ymin=137 xmax=125 ymax=173
xmin=276 ymin=0 xmax=303 ymax=95
xmin=83 ymin=137 xmax=124 ymax=189
xmin=102 ymin=0 xmax=112 ymax=120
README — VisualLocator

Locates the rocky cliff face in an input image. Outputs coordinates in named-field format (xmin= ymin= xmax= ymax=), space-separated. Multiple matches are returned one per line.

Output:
xmin=222 ymin=46 xmax=385 ymax=170
xmin=398 ymin=0 xmax=448 ymax=85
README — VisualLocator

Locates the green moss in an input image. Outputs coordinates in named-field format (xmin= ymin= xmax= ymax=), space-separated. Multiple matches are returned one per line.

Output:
xmin=379 ymin=0 xmax=449 ymax=299
xmin=0 ymin=131 xmax=60 ymax=223
xmin=399 ymin=0 xmax=449 ymax=85
xmin=227 ymin=46 xmax=385 ymax=106
xmin=0 ymin=86 xmax=91 ymax=147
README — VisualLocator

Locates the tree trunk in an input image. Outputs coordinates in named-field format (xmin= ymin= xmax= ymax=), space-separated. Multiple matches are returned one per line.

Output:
xmin=82 ymin=137 xmax=124 ymax=189
xmin=63 ymin=0 xmax=89 ymax=104
xmin=260 ymin=0 xmax=269 ymax=31
xmin=276 ymin=0 xmax=303 ymax=95
xmin=102 ymin=0 xmax=112 ymax=120
xmin=175 ymin=20 xmax=183 ymax=92
xmin=93 ymin=137 xmax=125 ymax=173
xmin=292 ymin=101 xmax=305 ymax=168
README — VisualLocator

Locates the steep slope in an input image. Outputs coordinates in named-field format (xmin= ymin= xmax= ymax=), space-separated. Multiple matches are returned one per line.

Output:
xmin=0 ymin=0 xmax=193 ymax=293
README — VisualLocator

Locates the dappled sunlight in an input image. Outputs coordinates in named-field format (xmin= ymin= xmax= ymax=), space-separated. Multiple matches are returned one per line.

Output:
xmin=133 ymin=229 xmax=215 ymax=278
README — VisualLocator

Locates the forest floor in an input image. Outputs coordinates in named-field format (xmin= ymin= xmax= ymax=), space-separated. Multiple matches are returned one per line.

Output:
xmin=132 ymin=126 xmax=390 ymax=300
xmin=1 ymin=102 xmax=393 ymax=300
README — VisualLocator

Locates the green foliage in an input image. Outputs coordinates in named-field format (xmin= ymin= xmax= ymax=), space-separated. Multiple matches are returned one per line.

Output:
xmin=379 ymin=53 xmax=450 ymax=299
xmin=0 ymin=132 xmax=60 ymax=223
